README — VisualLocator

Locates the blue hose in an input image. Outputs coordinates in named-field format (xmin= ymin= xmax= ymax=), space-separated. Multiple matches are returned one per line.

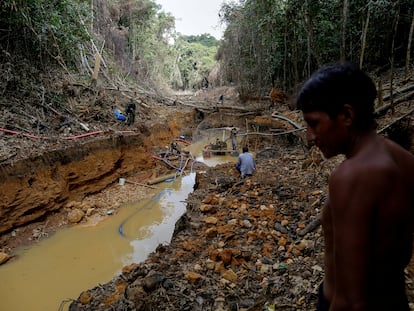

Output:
xmin=118 ymin=189 xmax=172 ymax=238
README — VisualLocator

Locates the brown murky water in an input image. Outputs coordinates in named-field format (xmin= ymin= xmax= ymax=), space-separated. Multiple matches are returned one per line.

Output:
xmin=0 ymin=140 xmax=238 ymax=311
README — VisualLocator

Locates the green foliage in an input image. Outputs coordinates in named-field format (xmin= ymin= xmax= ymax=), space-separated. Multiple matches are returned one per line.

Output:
xmin=0 ymin=0 xmax=91 ymax=65
xmin=218 ymin=0 xmax=414 ymax=98
xmin=166 ymin=34 xmax=219 ymax=90
xmin=184 ymin=34 xmax=221 ymax=47
xmin=119 ymin=0 xmax=179 ymax=87
xmin=0 ymin=0 xmax=220 ymax=92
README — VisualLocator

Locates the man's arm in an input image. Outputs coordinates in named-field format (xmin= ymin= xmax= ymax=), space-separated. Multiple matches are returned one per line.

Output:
xmin=236 ymin=156 xmax=241 ymax=167
xmin=328 ymin=162 xmax=388 ymax=310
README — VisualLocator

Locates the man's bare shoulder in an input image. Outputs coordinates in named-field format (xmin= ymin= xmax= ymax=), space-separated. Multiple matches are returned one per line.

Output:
xmin=384 ymin=138 xmax=414 ymax=169
xmin=331 ymin=136 xmax=414 ymax=190
xmin=331 ymin=147 xmax=395 ymax=191
xmin=331 ymin=156 xmax=387 ymax=184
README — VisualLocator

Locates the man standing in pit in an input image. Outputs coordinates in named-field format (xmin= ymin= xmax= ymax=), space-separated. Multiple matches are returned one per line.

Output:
xmin=125 ymin=98 xmax=136 ymax=126
xmin=230 ymin=127 xmax=238 ymax=150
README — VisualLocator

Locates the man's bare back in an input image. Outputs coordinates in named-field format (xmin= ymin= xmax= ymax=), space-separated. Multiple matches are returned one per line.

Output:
xmin=323 ymin=134 xmax=414 ymax=310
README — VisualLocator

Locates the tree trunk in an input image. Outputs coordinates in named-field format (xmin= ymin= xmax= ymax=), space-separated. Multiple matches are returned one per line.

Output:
xmin=91 ymin=0 xmax=94 ymax=32
xmin=302 ymin=0 xmax=322 ymax=75
xmin=283 ymin=26 xmax=288 ymax=89
xmin=307 ymin=23 xmax=311 ymax=76
xmin=405 ymin=10 xmax=414 ymax=78
xmin=377 ymin=80 xmax=383 ymax=110
xmin=340 ymin=0 xmax=349 ymax=62
xmin=389 ymin=2 xmax=400 ymax=114
xmin=292 ymin=26 xmax=299 ymax=87
xmin=359 ymin=5 xmax=370 ymax=69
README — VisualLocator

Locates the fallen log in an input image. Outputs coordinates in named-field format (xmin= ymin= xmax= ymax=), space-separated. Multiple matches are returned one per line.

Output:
xmin=125 ymin=179 xmax=158 ymax=189
xmin=147 ymin=173 xmax=177 ymax=185
xmin=382 ymin=83 xmax=414 ymax=101
xmin=377 ymin=108 xmax=414 ymax=134
xmin=271 ymin=113 xmax=304 ymax=130
xmin=375 ymin=88 xmax=414 ymax=117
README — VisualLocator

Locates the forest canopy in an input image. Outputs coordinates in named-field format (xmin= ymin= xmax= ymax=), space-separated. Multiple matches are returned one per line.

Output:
xmin=1 ymin=0 xmax=413 ymax=95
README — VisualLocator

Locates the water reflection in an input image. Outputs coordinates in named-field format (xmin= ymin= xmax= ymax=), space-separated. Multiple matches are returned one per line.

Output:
xmin=123 ymin=174 xmax=195 ymax=264
xmin=0 ymin=174 xmax=195 ymax=311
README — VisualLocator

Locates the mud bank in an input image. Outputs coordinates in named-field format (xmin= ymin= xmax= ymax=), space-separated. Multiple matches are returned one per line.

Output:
xmin=0 ymin=134 xmax=156 ymax=235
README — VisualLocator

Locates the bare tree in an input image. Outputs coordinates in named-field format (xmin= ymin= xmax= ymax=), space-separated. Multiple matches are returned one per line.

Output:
xmin=405 ymin=10 xmax=414 ymax=78
xmin=389 ymin=1 xmax=401 ymax=114
xmin=340 ymin=0 xmax=349 ymax=62
xmin=302 ymin=0 xmax=322 ymax=76
xmin=360 ymin=4 xmax=371 ymax=69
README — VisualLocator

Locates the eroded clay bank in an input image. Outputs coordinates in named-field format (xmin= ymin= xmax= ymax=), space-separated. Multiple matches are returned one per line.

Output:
xmin=0 ymin=134 xmax=157 ymax=235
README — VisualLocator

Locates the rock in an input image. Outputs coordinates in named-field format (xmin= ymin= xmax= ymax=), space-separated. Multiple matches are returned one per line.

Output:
xmin=126 ymin=285 xmax=147 ymax=302
xmin=184 ymin=271 xmax=202 ymax=284
xmin=281 ymin=219 xmax=289 ymax=226
xmin=79 ymin=291 xmax=92 ymax=305
xmin=0 ymin=252 xmax=10 ymax=265
xmin=214 ymin=261 xmax=226 ymax=274
xmin=205 ymin=259 xmax=215 ymax=270
xmin=204 ymin=216 xmax=218 ymax=224
xmin=219 ymin=249 xmax=233 ymax=266
xmin=240 ymin=298 xmax=255 ymax=308
xmin=222 ymin=269 xmax=238 ymax=283
xmin=296 ymin=239 xmax=311 ymax=251
xmin=64 ymin=201 xmax=75 ymax=209
xmin=278 ymin=236 xmax=287 ymax=247
xmin=242 ymin=219 xmax=252 ymax=228
xmin=199 ymin=204 xmax=213 ymax=212
xmin=86 ymin=207 xmax=95 ymax=216
xmin=143 ymin=272 xmax=165 ymax=291
xmin=202 ymin=196 xmax=214 ymax=204
xmin=80 ymin=201 xmax=91 ymax=212
xmin=122 ymin=263 xmax=139 ymax=275
xmin=205 ymin=227 xmax=218 ymax=237
xmin=274 ymin=222 xmax=288 ymax=234
xmin=67 ymin=208 xmax=85 ymax=223
xmin=260 ymin=264 xmax=272 ymax=273
xmin=227 ymin=219 xmax=238 ymax=225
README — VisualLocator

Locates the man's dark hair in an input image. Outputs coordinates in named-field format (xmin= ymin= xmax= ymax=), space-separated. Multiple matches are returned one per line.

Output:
xmin=296 ymin=62 xmax=377 ymax=131
xmin=242 ymin=146 xmax=248 ymax=153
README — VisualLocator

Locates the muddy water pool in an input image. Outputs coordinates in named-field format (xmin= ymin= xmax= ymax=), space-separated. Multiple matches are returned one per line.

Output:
xmin=0 ymin=141 xmax=238 ymax=311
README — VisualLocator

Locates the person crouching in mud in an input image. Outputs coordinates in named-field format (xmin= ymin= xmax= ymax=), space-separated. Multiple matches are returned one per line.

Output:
xmin=235 ymin=146 xmax=256 ymax=179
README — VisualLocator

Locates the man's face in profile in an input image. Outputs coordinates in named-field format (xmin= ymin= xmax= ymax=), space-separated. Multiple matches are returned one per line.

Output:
xmin=303 ymin=110 xmax=348 ymax=158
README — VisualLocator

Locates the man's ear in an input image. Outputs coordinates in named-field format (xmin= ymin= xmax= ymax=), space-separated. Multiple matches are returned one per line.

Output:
xmin=340 ymin=104 xmax=355 ymax=126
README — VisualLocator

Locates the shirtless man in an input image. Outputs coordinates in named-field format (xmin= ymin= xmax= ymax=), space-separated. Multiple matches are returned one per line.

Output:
xmin=296 ymin=62 xmax=414 ymax=311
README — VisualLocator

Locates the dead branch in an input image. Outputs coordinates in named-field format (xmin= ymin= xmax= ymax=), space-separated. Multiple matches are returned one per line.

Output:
xmin=376 ymin=85 xmax=414 ymax=117
xmin=271 ymin=114 xmax=304 ymax=130
xmin=378 ymin=108 xmax=414 ymax=134
xmin=298 ymin=214 xmax=321 ymax=236
xmin=125 ymin=179 xmax=158 ymax=189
